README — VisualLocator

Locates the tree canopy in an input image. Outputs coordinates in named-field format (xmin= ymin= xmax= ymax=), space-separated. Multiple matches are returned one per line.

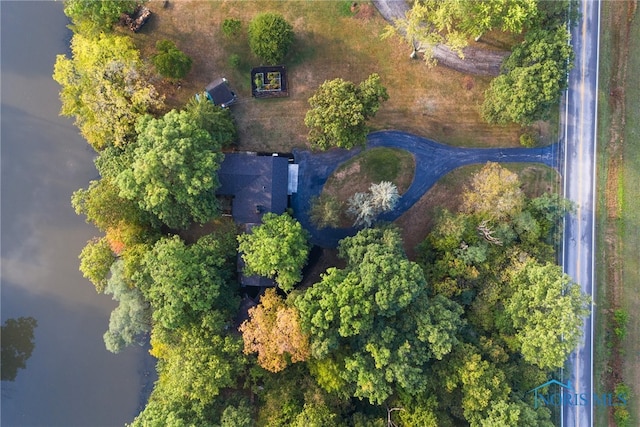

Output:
xmin=103 ymin=260 xmax=151 ymax=353
xmin=53 ymin=33 xmax=163 ymax=150
xmin=184 ymin=95 xmax=237 ymax=145
xmin=116 ymin=109 xmax=230 ymax=229
xmin=240 ymin=288 xmax=311 ymax=372
xmin=248 ymin=13 xmax=294 ymax=64
xmin=296 ymin=226 xmax=464 ymax=404
xmin=462 ymin=162 xmax=525 ymax=220
xmin=389 ymin=0 xmax=539 ymax=59
xmin=304 ymin=74 xmax=389 ymax=150
xmin=237 ymin=213 xmax=310 ymax=292
xmin=482 ymin=26 xmax=573 ymax=125
xmin=152 ymin=40 xmax=193 ymax=80
xmin=63 ymin=0 xmax=138 ymax=33
xmin=78 ymin=236 xmax=116 ymax=293
xmin=138 ymin=234 xmax=238 ymax=330
xmin=505 ymin=260 xmax=591 ymax=369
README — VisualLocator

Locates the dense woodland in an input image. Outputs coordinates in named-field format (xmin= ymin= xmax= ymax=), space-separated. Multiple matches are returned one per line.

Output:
xmin=55 ymin=1 xmax=588 ymax=426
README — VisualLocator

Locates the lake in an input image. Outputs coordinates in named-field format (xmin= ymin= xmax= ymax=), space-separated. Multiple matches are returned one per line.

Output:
xmin=1 ymin=2 xmax=153 ymax=426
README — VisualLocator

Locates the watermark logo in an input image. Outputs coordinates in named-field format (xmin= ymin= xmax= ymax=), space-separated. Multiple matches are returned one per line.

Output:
xmin=528 ymin=380 xmax=629 ymax=409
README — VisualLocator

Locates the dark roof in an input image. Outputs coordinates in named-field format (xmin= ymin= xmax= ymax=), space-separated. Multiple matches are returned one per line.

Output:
xmin=205 ymin=78 xmax=237 ymax=107
xmin=217 ymin=153 xmax=289 ymax=224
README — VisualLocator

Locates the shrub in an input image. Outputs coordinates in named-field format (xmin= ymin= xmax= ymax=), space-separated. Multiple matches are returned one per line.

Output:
xmin=152 ymin=40 xmax=193 ymax=80
xmin=248 ymin=13 xmax=294 ymax=64
xmin=228 ymin=53 xmax=241 ymax=69
xmin=309 ymin=194 xmax=342 ymax=229
xmin=519 ymin=131 xmax=537 ymax=147
xmin=222 ymin=18 xmax=242 ymax=38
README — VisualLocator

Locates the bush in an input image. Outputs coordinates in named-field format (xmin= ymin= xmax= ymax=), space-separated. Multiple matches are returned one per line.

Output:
xmin=228 ymin=53 xmax=241 ymax=69
xmin=152 ymin=40 xmax=193 ymax=80
xmin=248 ymin=13 xmax=294 ymax=65
xmin=519 ymin=131 xmax=537 ymax=147
xmin=309 ymin=194 xmax=342 ymax=229
xmin=222 ymin=18 xmax=242 ymax=38
xmin=614 ymin=407 xmax=630 ymax=427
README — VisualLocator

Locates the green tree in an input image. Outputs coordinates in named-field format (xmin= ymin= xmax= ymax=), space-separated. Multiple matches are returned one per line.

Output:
xmin=153 ymin=40 xmax=193 ymax=80
xmin=71 ymin=178 xmax=158 ymax=234
xmin=79 ymin=236 xmax=116 ymax=293
xmin=296 ymin=227 xmax=464 ymax=404
xmin=150 ymin=313 xmax=246 ymax=411
xmin=220 ymin=402 xmax=253 ymax=427
xmin=116 ymin=110 xmax=229 ymax=229
xmin=505 ymin=260 xmax=591 ymax=369
xmin=103 ymin=260 xmax=151 ymax=353
xmin=237 ymin=213 xmax=310 ymax=292
xmin=63 ymin=0 xmax=138 ymax=32
xmin=1 ymin=317 xmax=38 ymax=381
xmin=293 ymin=403 xmax=340 ymax=427
xmin=248 ymin=13 xmax=294 ymax=64
xmin=184 ymin=94 xmax=237 ymax=146
xmin=482 ymin=26 xmax=573 ymax=125
xmin=53 ymin=33 xmax=163 ymax=150
xmin=138 ymin=234 xmax=238 ymax=330
xmin=305 ymin=74 xmax=389 ymax=150
xmin=388 ymin=0 xmax=538 ymax=59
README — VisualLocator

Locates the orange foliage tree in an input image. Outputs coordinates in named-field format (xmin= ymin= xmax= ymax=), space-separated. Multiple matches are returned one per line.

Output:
xmin=239 ymin=288 xmax=310 ymax=372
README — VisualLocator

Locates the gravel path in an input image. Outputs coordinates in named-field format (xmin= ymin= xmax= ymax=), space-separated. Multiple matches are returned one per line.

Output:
xmin=292 ymin=130 xmax=560 ymax=248
xmin=371 ymin=0 xmax=509 ymax=76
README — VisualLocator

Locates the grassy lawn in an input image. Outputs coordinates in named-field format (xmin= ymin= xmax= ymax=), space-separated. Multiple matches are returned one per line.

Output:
xmin=395 ymin=163 xmax=560 ymax=259
xmin=126 ymin=0 xmax=528 ymax=151
xmin=324 ymin=147 xmax=415 ymax=195
xmin=319 ymin=147 xmax=415 ymax=227
xmin=594 ymin=2 xmax=639 ymax=426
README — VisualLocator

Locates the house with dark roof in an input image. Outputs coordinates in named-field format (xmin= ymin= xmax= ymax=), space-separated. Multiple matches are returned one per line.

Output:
xmin=216 ymin=153 xmax=290 ymax=224
xmin=216 ymin=152 xmax=298 ymax=289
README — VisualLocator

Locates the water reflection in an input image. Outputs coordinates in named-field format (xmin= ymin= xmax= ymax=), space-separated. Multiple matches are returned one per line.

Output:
xmin=1 ymin=2 xmax=153 ymax=425
xmin=1 ymin=317 xmax=38 ymax=382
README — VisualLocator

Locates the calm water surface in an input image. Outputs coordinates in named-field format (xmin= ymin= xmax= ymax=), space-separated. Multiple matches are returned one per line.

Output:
xmin=1 ymin=2 xmax=153 ymax=426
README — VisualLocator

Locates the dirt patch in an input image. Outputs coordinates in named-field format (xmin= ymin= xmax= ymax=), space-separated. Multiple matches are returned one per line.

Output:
xmin=354 ymin=3 xmax=376 ymax=20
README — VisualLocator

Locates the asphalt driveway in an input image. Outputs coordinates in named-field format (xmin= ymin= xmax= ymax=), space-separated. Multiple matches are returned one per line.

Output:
xmin=292 ymin=130 xmax=560 ymax=248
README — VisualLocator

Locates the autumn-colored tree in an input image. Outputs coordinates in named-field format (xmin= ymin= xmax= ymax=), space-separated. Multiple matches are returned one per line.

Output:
xmin=53 ymin=33 xmax=163 ymax=150
xmin=240 ymin=288 xmax=310 ymax=372
xmin=461 ymin=162 xmax=524 ymax=221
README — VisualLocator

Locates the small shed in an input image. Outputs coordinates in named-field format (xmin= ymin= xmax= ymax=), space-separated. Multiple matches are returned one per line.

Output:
xmin=205 ymin=77 xmax=237 ymax=108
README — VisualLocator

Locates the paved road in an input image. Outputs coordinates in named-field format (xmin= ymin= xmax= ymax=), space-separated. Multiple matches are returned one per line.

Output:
xmin=292 ymin=131 xmax=558 ymax=248
xmin=561 ymin=1 xmax=601 ymax=426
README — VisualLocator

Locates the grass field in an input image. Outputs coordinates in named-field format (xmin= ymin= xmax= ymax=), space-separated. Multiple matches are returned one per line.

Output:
xmin=125 ymin=0 xmax=530 ymax=151
xmin=594 ymin=1 xmax=639 ymax=426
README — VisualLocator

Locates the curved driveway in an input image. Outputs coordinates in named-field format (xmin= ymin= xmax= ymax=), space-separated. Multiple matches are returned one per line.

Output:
xmin=292 ymin=130 xmax=559 ymax=248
